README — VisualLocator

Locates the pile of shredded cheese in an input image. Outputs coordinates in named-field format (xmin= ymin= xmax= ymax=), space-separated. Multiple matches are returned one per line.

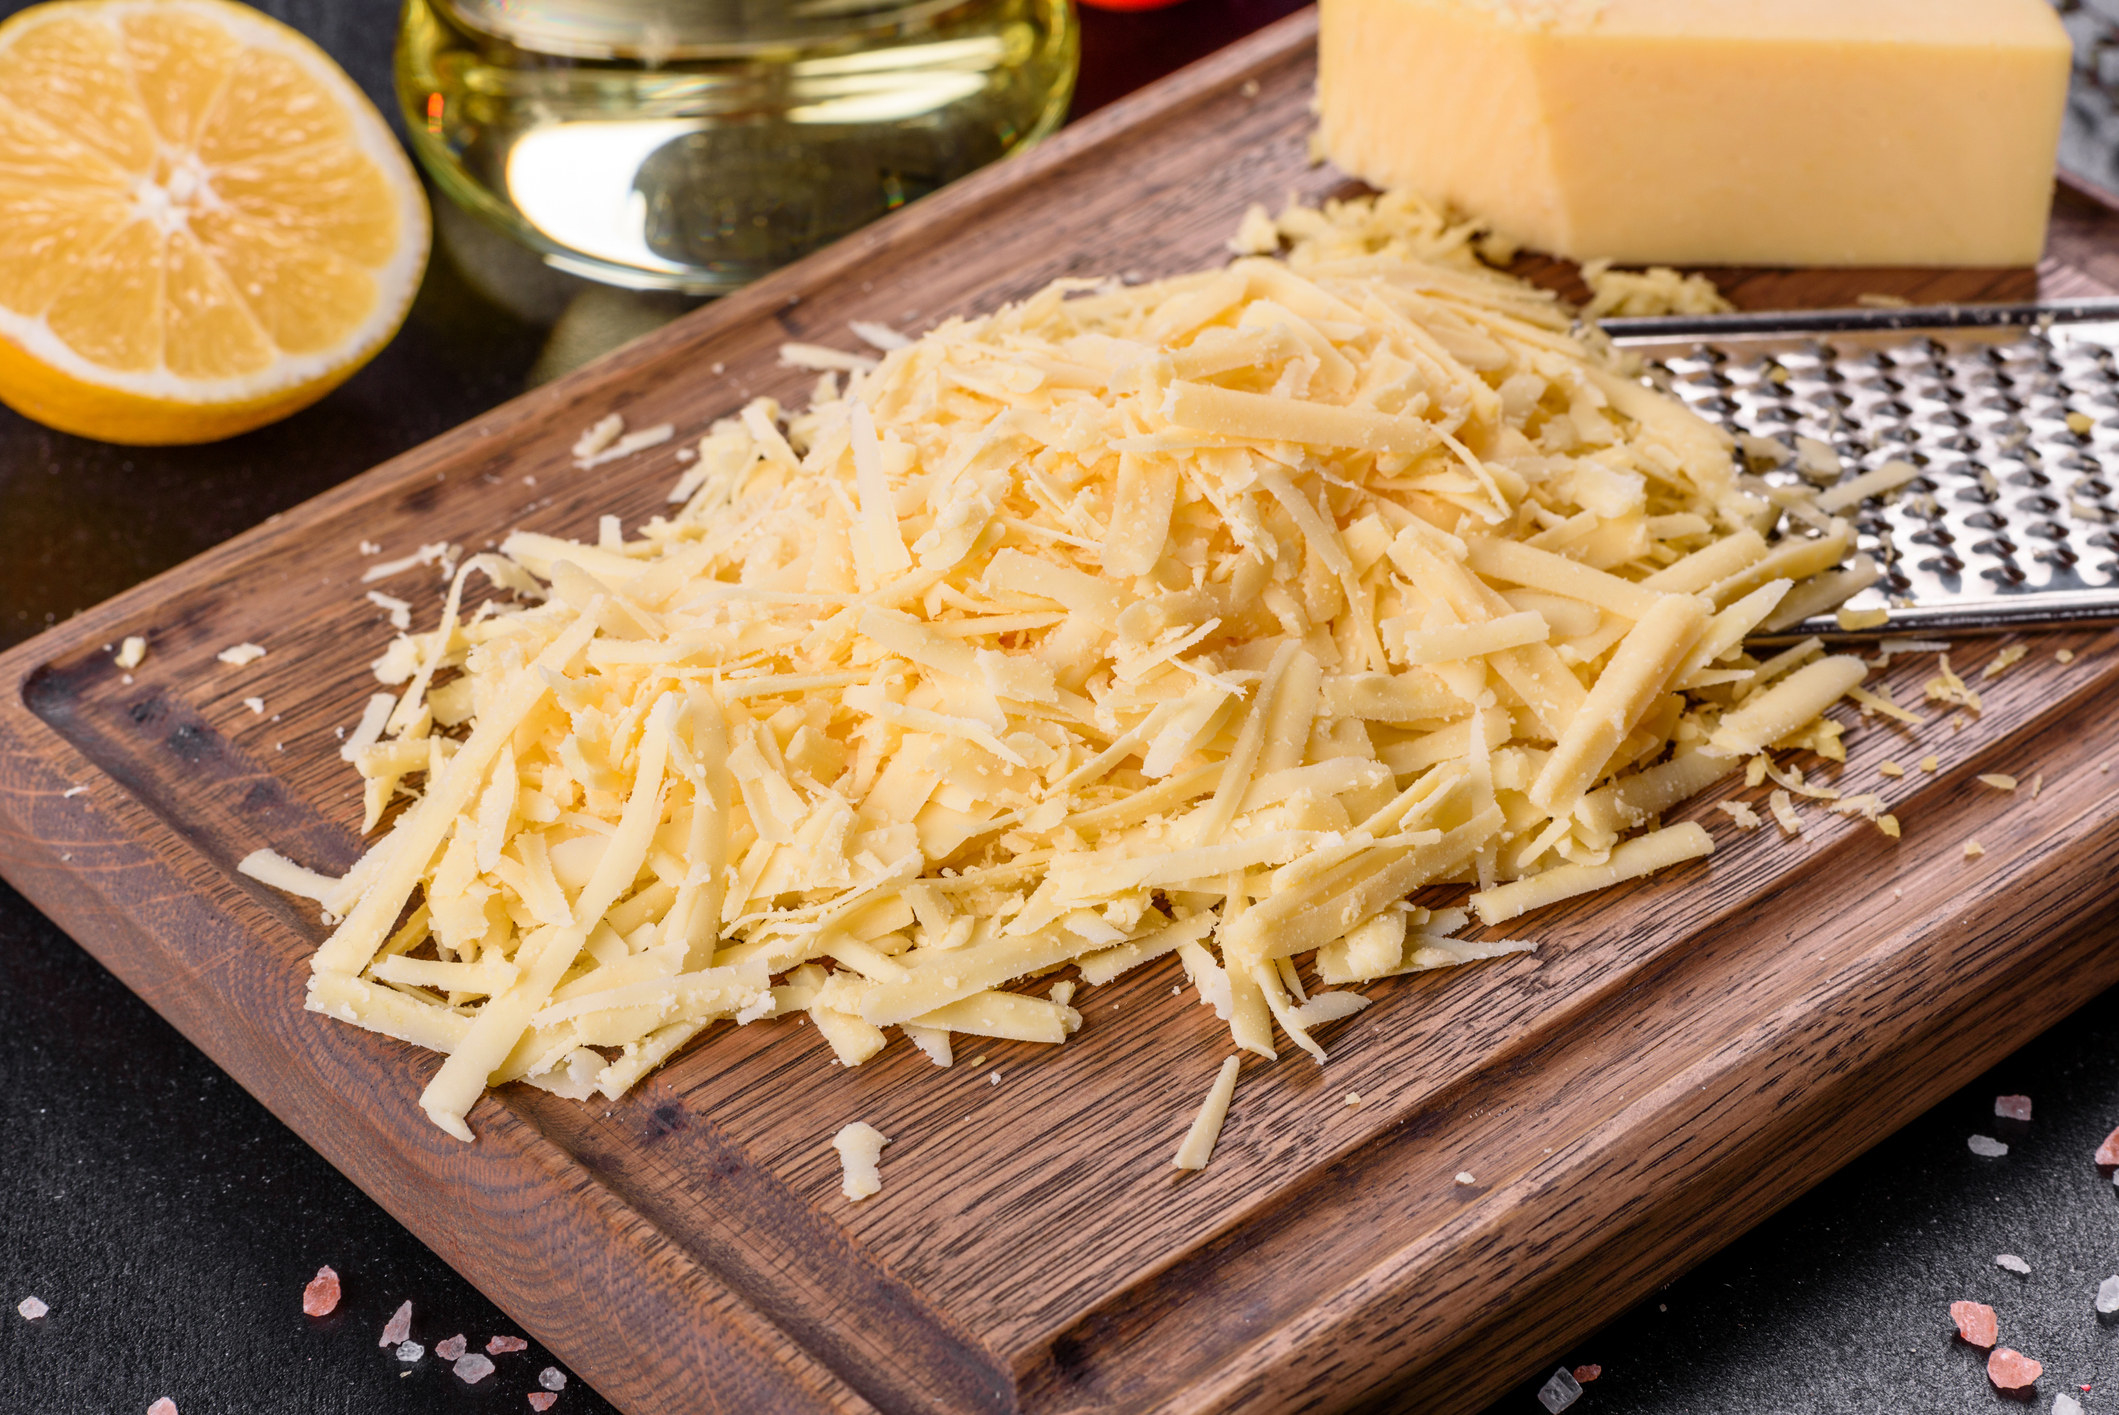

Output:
xmin=244 ymin=191 xmax=1878 ymax=1143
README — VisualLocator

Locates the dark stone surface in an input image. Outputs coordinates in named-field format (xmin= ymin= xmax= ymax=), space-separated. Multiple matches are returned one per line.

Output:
xmin=2 ymin=2 xmax=2115 ymax=1413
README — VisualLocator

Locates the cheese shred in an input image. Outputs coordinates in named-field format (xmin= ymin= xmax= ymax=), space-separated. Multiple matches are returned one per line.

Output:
xmin=251 ymin=191 xmax=1870 ymax=1144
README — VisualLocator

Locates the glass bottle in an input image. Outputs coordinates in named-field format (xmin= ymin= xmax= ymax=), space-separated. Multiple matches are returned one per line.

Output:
xmin=396 ymin=0 xmax=1078 ymax=293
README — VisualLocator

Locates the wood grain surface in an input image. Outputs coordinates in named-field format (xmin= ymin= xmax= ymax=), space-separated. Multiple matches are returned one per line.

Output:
xmin=6 ymin=10 xmax=2119 ymax=1412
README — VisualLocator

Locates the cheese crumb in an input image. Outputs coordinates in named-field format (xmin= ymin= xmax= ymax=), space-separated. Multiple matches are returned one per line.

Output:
xmin=2068 ymin=411 xmax=2095 ymax=436
xmin=2029 ymin=773 xmax=2043 ymax=799
xmin=216 ymin=642 xmax=266 ymax=666
xmin=1920 ymin=755 xmax=1940 ymax=773
xmin=1878 ymin=761 xmax=1904 ymax=778
xmin=1981 ymin=645 xmax=2027 ymax=680
xmin=242 ymin=696 xmax=265 ymax=715
xmin=1964 ymin=840 xmax=1986 ymax=859
xmin=2058 ymin=649 xmax=2076 ymax=665
xmin=1717 ymin=800 xmax=1762 ymax=831
xmin=1768 ymin=789 xmax=1802 ymax=837
xmin=1343 ymin=1091 xmax=1364 ymax=1106
xmin=1976 ymin=773 xmax=2017 ymax=792
xmin=114 ymin=635 xmax=147 ymax=669
xmin=1454 ymin=1170 xmax=1477 ymax=1186
xmin=832 ymin=1121 xmax=888 ymax=1200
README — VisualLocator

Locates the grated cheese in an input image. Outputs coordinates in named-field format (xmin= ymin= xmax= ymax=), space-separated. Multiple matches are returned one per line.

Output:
xmin=1977 ymin=773 xmax=2018 ymax=792
xmin=114 ymin=635 xmax=147 ymax=669
xmin=1579 ymin=260 xmax=1733 ymax=321
xmin=1834 ymin=605 xmax=1889 ymax=632
xmin=1981 ymin=645 xmax=2027 ymax=680
xmin=217 ymin=642 xmax=266 ymax=666
xmin=367 ymin=591 xmax=413 ymax=631
xmin=1964 ymin=839 xmax=1985 ymax=859
xmin=247 ymin=190 xmax=1870 ymax=1143
xmin=1173 ymin=1055 xmax=1241 ymax=1170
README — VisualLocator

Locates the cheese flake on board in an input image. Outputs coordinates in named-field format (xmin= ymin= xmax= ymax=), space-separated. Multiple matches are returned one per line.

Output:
xmin=834 ymin=1121 xmax=889 ymax=1200
xmin=245 ymin=190 xmax=1870 ymax=1142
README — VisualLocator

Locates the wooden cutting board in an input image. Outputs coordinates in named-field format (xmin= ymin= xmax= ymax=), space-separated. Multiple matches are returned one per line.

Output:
xmin=7 ymin=11 xmax=2119 ymax=1412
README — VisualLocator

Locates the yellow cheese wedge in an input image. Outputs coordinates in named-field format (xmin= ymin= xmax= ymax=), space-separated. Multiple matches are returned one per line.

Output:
xmin=1318 ymin=0 xmax=2072 ymax=267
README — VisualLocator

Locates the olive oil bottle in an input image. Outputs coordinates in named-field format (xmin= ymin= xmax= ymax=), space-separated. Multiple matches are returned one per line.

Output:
xmin=397 ymin=0 xmax=1078 ymax=292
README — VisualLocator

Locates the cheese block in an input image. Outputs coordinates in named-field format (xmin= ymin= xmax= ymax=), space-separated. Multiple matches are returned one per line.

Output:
xmin=1317 ymin=0 xmax=2072 ymax=268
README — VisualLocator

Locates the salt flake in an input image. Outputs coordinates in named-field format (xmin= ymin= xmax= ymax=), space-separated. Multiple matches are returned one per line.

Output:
xmin=436 ymin=1334 xmax=467 ymax=1361
xmin=396 ymin=1341 xmax=424 ymax=1363
xmin=2095 ymin=1124 xmax=2119 ymax=1170
xmin=147 ymin=1401 xmax=177 ymax=1415
xmin=2097 ymin=1275 xmax=2119 ymax=1315
xmin=488 ymin=1335 xmax=529 ymax=1355
xmin=1995 ymin=1095 xmax=2032 ymax=1122
xmin=17 ymin=1296 xmax=47 ymax=1320
xmin=539 ymin=1367 xmax=567 ymax=1391
xmin=1968 ymin=1134 xmax=2009 ymax=1158
xmin=1987 ymin=1347 xmax=2043 ymax=1392
xmin=2057 ymin=1395 xmax=2086 ymax=1415
xmin=1951 ymin=1300 xmax=1998 ymax=1347
xmin=379 ymin=1299 xmax=412 ymax=1347
xmin=454 ymin=1353 xmax=497 ymax=1384
xmin=1536 ymin=1366 xmax=1584 ymax=1411
xmin=1997 ymin=1254 xmax=2031 ymax=1275
xmin=301 ymin=1264 xmax=341 ymax=1316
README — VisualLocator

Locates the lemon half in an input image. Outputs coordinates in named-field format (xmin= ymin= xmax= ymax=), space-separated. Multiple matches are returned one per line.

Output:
xmin=0 ymin=0 xmax=429 ymax=444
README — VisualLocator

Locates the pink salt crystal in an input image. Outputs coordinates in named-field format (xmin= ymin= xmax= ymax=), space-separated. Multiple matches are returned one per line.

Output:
xmin=487 ymin=1335 xmax=529 ymax=1355
xmin=436 ymin=1334 xmax=468 ymax=1361
xmin=147 ymin=1401 xmax=177 ymax=1415
xmin=379 ymin=1300 xmax=412 ymax=1348
xmin=17 ymin=1297 xmax=47 ymax=1320
xmin=1996 ymin=1095 xmax=2033 ymax=1122
xmin=539 ymin=1367 xmax=567 ymax=1391
xmin=528 ymin=1396 xmax=557 ymax=1412
xmin=1988 ymin=1347 xmax=2043 ymax=1392
xmin=301 ymin=1266 xmax=340 ymax=1317
xmin=2097 ymin=1124 xmax=2119 ymax=1171
xmin=453 ymin=1353 xmax=496 ymax=1385
xmin=1951 ymin=1301 xmax=1999 ymax=1348
xmin=1572 ymin=1364 xmax=1602 ymax=1383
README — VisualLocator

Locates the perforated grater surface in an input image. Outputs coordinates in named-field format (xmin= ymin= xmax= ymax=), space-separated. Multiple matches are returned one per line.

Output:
xmin=1603 ymin=300 xmax=2119 ymax=639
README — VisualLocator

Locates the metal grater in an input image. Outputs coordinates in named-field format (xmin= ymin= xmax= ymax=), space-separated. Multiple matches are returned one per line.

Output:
xmin=1603 ymin=300 xmax=2119 ymax=640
